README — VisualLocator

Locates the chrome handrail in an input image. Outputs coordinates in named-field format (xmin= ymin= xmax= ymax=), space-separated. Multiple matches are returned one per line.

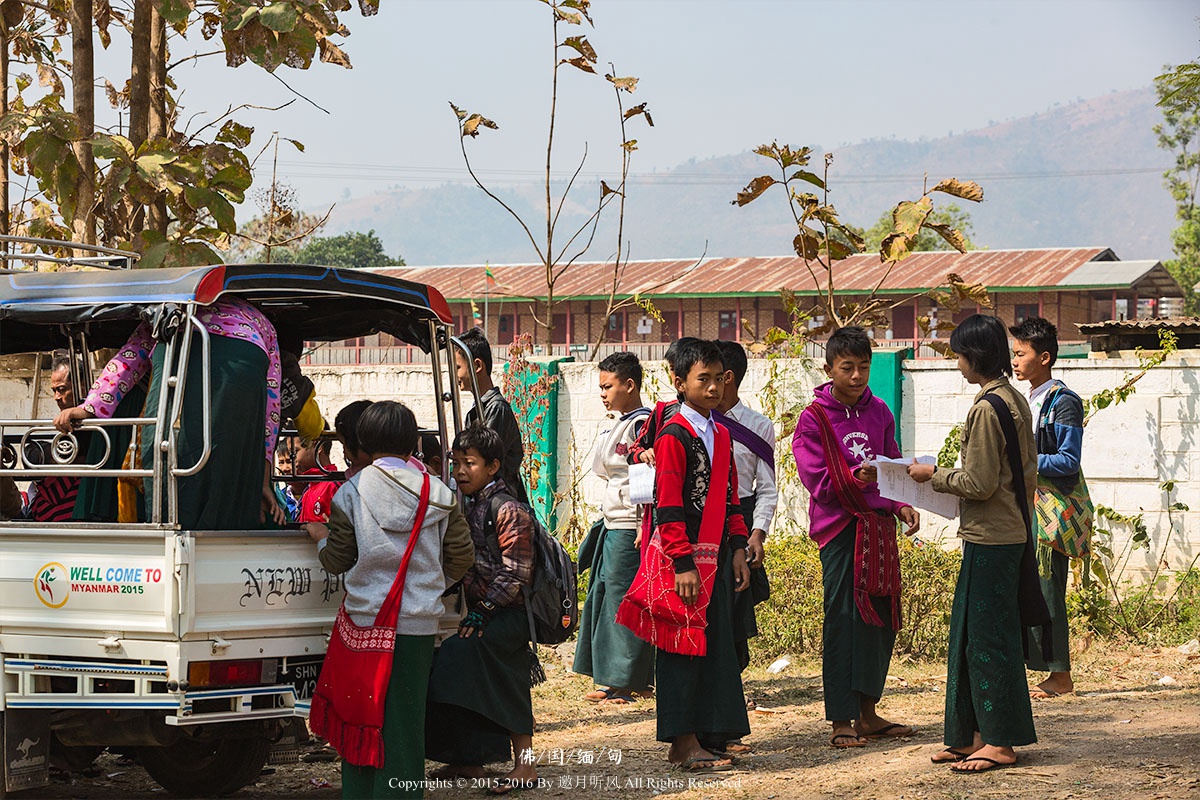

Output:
xmin=0 ymin=234 xmax=138 ymax=270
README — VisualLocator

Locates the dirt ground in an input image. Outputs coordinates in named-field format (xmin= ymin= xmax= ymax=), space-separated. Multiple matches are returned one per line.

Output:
xmin=26 ymin=640 xmax=1200 ymax=800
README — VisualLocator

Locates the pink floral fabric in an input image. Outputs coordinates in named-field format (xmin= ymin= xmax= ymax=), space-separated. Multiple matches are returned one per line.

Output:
xmin=83 ymin=297 xmax=282 ymax=462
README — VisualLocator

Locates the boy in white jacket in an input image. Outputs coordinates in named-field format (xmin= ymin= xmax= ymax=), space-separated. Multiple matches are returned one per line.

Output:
xmin=574 ymin=352 xmax=655 ymax=705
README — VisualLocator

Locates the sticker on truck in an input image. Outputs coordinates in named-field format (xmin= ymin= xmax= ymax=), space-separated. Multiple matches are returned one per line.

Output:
xmin=34 ymin=561 xmax=165 ymax=608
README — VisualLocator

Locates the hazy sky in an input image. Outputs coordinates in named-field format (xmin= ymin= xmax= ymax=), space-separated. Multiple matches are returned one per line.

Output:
xmin=160 ymin=0 xmax=1199 ymax=216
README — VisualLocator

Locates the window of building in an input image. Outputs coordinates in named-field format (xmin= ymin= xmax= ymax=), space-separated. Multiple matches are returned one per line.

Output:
xmin=718 ymin=310 xmax=738 ymax=341
xmin=1013 ymin=303 xmax=1039 ymax=325
xmin=551 ymin=313 xmax=568 ymax=344
xmin=607 ymin=312 xmax=625 ymax=332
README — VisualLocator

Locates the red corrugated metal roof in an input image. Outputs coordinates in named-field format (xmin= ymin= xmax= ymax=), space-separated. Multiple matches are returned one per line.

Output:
xmin=378 ymin=247 xmax=1117 ymax=302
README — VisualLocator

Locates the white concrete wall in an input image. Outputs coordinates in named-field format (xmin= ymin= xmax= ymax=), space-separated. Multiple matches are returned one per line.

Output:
xmin=3 ymin=351 xmax=1195 ymax=579
xmin=903 ymin=355 xmax=1200 ymax=579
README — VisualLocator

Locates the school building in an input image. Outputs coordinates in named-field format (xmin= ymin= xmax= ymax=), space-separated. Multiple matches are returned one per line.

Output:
xmin=301 ymin=248 xmax=1185 ymax=364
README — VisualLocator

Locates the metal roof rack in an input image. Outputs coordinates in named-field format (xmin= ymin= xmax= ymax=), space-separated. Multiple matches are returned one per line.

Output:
xmin=0 ymin=234 xmax=138 ymax=270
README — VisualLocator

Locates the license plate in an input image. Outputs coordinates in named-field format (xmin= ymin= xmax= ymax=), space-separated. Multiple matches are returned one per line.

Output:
xmin=280 ymin=657 xmax=323 ymax=700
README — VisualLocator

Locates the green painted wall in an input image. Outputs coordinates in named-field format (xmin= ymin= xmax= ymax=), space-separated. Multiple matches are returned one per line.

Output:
xmin=867 ymin=347 xmax=911 ymax=450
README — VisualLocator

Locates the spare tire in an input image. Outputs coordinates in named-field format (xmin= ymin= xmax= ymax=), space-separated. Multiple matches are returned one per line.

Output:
xmin=137 ymin=736 xmax=270 ymax=797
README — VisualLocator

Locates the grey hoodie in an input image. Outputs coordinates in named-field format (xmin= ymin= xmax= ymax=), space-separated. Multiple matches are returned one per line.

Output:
xmin=319 ymin=464 xmax=474 ymax=635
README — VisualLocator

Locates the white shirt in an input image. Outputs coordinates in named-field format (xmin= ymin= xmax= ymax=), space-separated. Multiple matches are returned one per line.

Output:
xmin=724 ymin=400 xmax=779 ymax=534
xmin=1027 ymin=378 xmax=1058 ymax=433
xmin=678 ymin=402 xmax=715 ymax=461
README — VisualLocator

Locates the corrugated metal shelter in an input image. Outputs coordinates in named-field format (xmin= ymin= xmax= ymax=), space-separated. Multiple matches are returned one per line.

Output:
xmin=310 ymin=248 xmax=1185 ymax=363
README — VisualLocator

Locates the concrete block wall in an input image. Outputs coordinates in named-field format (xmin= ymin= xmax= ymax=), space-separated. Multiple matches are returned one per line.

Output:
xmin=902 ymin=355 xmax=1200 ymax=579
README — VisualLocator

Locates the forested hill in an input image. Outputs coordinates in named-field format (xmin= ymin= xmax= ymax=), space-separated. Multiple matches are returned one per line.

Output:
xmin=324 ymin=87 xmax=1175 ymax=267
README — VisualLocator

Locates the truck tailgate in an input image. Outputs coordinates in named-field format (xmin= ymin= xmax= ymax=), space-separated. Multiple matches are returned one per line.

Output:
xmin=182 ymin=530 xmax=342 ymax=639
xmin=0 ymin=526 xmax=176 ymax=635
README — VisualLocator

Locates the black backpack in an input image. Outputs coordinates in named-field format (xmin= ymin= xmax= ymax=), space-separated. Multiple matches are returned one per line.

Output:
xmin=484 ymin=493 xmax=579 ymax=646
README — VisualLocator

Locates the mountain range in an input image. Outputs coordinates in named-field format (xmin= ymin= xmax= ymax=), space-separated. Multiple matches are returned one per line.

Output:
xmin=322 ymin=87 xmax=1177 ymax=267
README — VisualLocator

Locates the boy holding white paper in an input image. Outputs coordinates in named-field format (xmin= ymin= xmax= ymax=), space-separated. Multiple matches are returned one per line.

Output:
xmin=574 ymin=352 xmax=654 ymax=705
xmin=792 ymin=326 xmax=920 ymax=748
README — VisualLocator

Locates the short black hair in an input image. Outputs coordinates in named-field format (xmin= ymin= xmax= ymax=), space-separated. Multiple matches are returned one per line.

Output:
xmin=664 ymin=336 xmax=702 ymax=377
xmin=452 ymin=423 xmax=504 ymax=466
xmin=950 ymin=314 xmax=1012 ymax=380
xmin=50 ymin=351 xmax=72 ymax=374
xmin=826 ymin=326 xmax=873 ymax=365
xmin=715 ymin=340 xmax=748 ymax=386
xmin=419 ymin=432 xmax=443 ymax=465
xmin=598 ymin=351 xmax=643 ymax=389
xmin=458 ymin=326 xmax=493 ymax=374
xmin=355 ymin=400 xmax=418 ymax=458
xmin=334 ymin=400 xmax=373 ymax=455
xmin=1009 ymin=316 xmax=1059 ymax=367
xmin=673 ymin=338 xmax=723 ymax=380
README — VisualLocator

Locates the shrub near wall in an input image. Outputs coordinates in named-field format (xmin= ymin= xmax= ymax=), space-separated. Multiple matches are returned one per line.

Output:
xmin=749 ymin=533 xmax=962 ymax=665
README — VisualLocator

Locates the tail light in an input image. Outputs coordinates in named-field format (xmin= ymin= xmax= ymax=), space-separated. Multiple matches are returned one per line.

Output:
xmin=187 ymin=659 xmax=277 ymax=688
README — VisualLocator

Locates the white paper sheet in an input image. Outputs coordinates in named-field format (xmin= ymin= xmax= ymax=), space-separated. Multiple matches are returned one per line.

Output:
xmin=628 ymin=462 xmax=655 ymax=505
xmin=871 ymin=455 xmax=960 ymax=519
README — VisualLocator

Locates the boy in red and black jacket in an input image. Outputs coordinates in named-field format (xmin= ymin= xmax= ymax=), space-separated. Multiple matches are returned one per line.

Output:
xmin=617 ymin=338 xmax=751 ymax=774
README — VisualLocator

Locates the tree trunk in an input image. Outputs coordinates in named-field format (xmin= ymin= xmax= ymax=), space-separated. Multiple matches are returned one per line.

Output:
xmin=1 ymin=8 xmax=10 ymax=238
xmin=147 ymin=4 xmax=167 ymax=235
xmin=70 ymin=0 xmax=95 ymax=244
xmin=127 ymin=0 xmax=151 ymax=238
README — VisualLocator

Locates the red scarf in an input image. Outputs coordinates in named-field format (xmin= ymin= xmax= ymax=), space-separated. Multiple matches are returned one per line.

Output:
xmin=808 ymin=404 xmax=902 ymax=630
xmin=309 ymin=472 xmax=429 ymax=767
xmin=617 ymin=414 xmax=733 ymax=656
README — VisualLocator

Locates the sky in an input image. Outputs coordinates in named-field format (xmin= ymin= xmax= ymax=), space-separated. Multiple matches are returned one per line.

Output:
xmin=156 ymin=0 xmax=1200 ymax=217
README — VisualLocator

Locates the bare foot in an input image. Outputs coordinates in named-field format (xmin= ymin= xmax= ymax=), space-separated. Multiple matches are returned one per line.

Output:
xmin=1031 ymin=672 xmax=1074 ymax=699
xmin=950 ymin=744 xmax=1018 ymax=772
xmin=931 ymin=744 xmax=981 ymax=764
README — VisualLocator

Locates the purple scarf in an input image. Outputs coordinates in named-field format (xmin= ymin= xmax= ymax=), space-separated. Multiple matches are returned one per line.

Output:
xmin=713 ymin=410 xmax=775 ymax=472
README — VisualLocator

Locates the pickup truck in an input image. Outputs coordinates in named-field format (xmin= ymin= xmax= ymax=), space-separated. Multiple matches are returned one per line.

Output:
xmin=0 ymin=245 xmax=470 ymax=796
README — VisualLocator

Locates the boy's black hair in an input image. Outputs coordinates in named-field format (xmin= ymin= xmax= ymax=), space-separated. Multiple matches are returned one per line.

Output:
xmin=355 ymin=400 xmax=418 ymax=458
xmin=452 ymin=423 xmax=504 ymax=466
xmin=949 ymin=314 xmax=1012 ymax=380
xmin=458 ymin=326 xmax=493 ymax=374
xmin=1008 ymin=316 xmax=1059 ymax=367
xmin=715 ymin=340 xmax=748 ymax=386
xmin=598 ymin=351 xmax=643 ymax=389
xmin=672 ymin=337 xmax=723 ymax=380
xmin=664 ymin=336 xmax=702 ymax=376
xmin=825 ymin=326 xmax=873 ymax=365
xmin=419 ymin=432 xmax=443 ymax=464
xmin=334 ymin=400 xmax=373 ymax=455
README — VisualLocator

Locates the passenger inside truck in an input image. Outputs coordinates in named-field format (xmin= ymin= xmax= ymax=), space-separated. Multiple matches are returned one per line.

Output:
xmin=52 ymin=296 xmax=295 ymax=530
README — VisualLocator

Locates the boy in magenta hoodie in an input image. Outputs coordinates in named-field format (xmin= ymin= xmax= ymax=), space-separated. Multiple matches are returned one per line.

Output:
xmin=793 ymin=327 xmax=920 ymax=749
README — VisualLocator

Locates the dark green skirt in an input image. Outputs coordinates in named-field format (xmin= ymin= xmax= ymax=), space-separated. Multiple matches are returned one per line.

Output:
xmin=820 ymin=521 xmax=896 ymax=721
xmin=340 ymin=635 xmax=434 ymax=800
xmin=426 ymin=607 xmax=532 ymax=765
xmin=74 ymin=384 xmax=148 ymax=522
xmin=1026 ymin=546 xmax=1071 ymax=672
xmin=731 ymin=495 xmax=769 ymax=671
xmin=141 ymin=336 xmax=268 ymax=530
xmin=945 ymin=541 xmax=1037 ymax=748
xmin=655 ymin=545 xmax=750 ymax=744
xmin=573 ymin=524 xmax=655 ymax=692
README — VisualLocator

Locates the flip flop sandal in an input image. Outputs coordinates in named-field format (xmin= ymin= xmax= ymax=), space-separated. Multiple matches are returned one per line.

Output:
xmin=931 ymin=747 xmax=971 ymax=764
xmin=723 ymin=741 xmax=754 ymax=755
xmin=584 ymin=688 xmax=615 ymax=703
xmin=600 ymin=693 xmax=636 ymax=705
xmin=676 ymin=756 xmax=733 ymax=774
xmin=951 ymin=756 xmax=1018 ymax=774
xmin=861 ymin=723 xmax=915 ymax=739
xmin=829 ymin=733 xmax=867 ymax=748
